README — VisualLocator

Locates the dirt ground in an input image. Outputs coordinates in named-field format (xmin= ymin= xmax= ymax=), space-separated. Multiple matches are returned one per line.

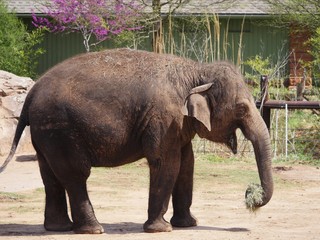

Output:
xmin=0 ymin=154 xmax=319 ymax=240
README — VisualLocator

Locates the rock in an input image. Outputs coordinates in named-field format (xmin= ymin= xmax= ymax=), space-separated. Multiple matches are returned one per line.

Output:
xmin=0 ymin=71 xmax=35 ymax=157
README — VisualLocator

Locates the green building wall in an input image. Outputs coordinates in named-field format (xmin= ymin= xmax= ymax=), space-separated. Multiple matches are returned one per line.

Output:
xmin=35 ymin=17 xmax=288 ymax=77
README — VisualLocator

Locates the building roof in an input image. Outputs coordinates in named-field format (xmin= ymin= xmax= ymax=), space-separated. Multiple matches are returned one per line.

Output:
xmin=176 ymin=0 xmax=271 ymax=16
xmin=6 ymin=0 xmax=40 ymax=15
xmin=6 ymin=0 xmax=271 ymax=16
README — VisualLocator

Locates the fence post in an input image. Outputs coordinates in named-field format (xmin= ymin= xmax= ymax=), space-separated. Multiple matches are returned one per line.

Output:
xmin=260 ymin=75 xmax=271 ymax=131
xmin=285 ymin=104 xmax=288 ymax=159
xmin=260 ymin=75 xmax=269 ymax=102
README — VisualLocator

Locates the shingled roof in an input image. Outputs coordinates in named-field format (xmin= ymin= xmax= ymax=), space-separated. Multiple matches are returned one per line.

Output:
xmin=6 ymin=0 xmax=271 ymax=16
xmin=176 ymin=0 xmax=271 ymax=16
xmin=6 ymin=0 xmax=40 ymax=14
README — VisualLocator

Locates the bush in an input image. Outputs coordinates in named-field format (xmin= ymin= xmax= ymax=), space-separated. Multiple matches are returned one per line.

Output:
xmin=0 ymin=0 xmax=44 ymax=78
xmin=308 ymin=27 xmax=320 ymax=86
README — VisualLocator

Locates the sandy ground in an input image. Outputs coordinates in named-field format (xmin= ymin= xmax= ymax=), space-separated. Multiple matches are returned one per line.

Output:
xmin=0 ymin=154 xmax=319 ymax=240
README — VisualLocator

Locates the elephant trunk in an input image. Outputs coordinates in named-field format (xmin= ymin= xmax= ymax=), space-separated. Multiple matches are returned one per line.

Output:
xmin=242 ymin=110 xmax=273 ymax=208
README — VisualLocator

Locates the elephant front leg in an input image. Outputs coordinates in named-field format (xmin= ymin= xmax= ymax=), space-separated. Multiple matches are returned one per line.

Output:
xmin=143 ymin=150 xmax=181 ymax=233
xmin=171 ymin=142 xmax=197 ymax=227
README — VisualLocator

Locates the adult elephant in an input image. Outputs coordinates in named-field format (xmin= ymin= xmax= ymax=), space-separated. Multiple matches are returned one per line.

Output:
xmin=0 ymin=48 xmax=273 ymax=234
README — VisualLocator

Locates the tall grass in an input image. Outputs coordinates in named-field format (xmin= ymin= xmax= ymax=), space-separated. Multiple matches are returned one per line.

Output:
xmin=151 ymin=14 xmax=246 ymax=65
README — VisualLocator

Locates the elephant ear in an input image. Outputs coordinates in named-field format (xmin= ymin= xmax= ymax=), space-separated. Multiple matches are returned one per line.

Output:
xmin=182 ymin=83 xmax=213 ymax=131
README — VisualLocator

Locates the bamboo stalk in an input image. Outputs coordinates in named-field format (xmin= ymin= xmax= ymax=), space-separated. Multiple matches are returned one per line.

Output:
xmin=213 ymin=14 xmax=220 ymax=61
xmin=180 ymin=24 xmax=186 ymax=58
xmin=168 ymin=13 xmax=175 ymax=54
xmin=206 ymin=14 xmax=214 ymax=62
xmin=223 ymin=18 xmax=230 ymax=60
xmin=237 ymin=16 xmax=246 ymax=66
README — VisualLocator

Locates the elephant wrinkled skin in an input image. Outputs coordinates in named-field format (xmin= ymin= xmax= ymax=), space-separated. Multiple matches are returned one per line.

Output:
xmin=0 ymin=49 xmax=273 ymax=234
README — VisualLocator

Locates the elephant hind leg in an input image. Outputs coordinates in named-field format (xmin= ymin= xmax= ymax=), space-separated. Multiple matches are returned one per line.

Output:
xmin=37 ymin=151 xmax=73 ymax=232
xmin=34 ymin=130 xmax=103 ymax=234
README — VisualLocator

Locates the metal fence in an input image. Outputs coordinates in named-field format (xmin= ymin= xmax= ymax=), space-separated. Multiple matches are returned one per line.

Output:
xmin=192 ymin=131 xmax=254 ymax=158
xmin=270 ymin=127 xmax=320 ymax=160
xmin=192 ymin=128 xmax=319 ymax=161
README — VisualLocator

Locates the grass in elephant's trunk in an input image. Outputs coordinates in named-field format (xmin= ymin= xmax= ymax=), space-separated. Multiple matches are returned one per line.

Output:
xmin=245 ymin=183 xmax=264 ymax=212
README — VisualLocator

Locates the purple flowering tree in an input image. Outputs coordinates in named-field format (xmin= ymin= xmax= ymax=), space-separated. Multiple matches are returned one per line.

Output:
xmin=33 ymin=0 xmax=143 ymax=52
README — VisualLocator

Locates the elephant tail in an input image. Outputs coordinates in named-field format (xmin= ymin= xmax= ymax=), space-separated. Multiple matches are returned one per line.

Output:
xmin=0 ymin=107 xmax=29 ymax=173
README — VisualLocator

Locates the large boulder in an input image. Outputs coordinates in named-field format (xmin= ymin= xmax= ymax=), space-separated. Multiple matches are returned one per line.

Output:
xmin=0 ymin=70 xmax=35 ymax=157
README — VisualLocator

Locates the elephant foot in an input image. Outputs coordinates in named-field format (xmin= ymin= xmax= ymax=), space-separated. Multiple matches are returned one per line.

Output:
xmin=170 ymin=214 xmax=198 ymax=228
xmin=44 ymin=218 xmax=73 ymax=232
xmin=73 ymin=222 xmax=104 ymax=234
xmin=143 ymin=218 xmax=173 ymax=233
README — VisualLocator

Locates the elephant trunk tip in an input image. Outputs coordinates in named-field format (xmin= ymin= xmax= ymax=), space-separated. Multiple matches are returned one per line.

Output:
xmin=244 ymin=183 xmax=272 ymax=212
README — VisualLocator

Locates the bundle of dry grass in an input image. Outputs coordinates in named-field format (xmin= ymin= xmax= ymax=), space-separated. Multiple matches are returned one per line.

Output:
xmin=245 ymin=183 xmax=264 ymax=212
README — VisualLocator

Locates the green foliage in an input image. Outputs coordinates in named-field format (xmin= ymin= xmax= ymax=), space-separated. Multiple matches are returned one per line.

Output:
xmin=271 ymin=109 xmax=320 ymax=164
xmin=112 ymin=31 xmax=137 ymax=47
xmin=0 ymin=0 xmax=45 ymax=78
xmin=244 ymin=55 xmax=273 ymax=86
xmin=174 ymin=16 xmax=208 ymax=33
xmin=241 ymin=54 xmax=319 ymax=163
xmin=265 ymin=1 xmax=320 ymax=87
xmin=244 ymin=55 xmax=273 ymax=76
xmin=243 ymin=54 xmax=285 ymax=95
xmin=111 ymin=30 xmax=149 ymax=50
xmin=307 ymin=27 xmax=320 ymax=85
xmin=266 ymin=0 xmax=320 ymax=31
xmin=290 ymin=111 xmax=320 ymax=163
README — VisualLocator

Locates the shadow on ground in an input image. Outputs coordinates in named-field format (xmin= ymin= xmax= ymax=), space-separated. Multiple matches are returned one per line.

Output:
xmin=0 ymin=223 xmax=249 ymax=236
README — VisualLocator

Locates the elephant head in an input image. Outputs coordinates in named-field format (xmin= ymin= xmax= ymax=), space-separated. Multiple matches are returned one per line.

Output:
xmin=183 ymin=62 xmax=273 ymax=208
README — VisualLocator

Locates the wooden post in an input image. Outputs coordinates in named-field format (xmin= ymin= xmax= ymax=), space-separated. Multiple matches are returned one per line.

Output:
xmin=296 ymin=68 xmax=306 ymax=101
xmin=262 ymin=106 xmax=271 ymax=132
xmin=260 ymin=75 xmax=269 ymax=102
xmin=260 ymin=75 xmax=271 ymax=131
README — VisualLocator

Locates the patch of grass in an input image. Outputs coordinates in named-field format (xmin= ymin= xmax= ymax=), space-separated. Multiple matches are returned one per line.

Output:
xmin=195 ymin=154 xmax=298 ymax=191
xmin=196 ymin=153 xmax=238 ymax=163
xmin=195 ymin=154 xmax=260 ymax=187
xmin=89 ymin=160 xmax=149 ymax=191
xmin=274 ymin=153 xmax=320 ymax=166
xmin=34 ymin=188 xmax=45 ymax=193
xmin=8 ymin=205 xmax=35 ymax=213
xmin=0 ymin=192 xmax=25 ymax=202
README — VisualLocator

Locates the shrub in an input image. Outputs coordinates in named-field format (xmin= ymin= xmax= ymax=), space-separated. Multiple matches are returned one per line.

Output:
xmin=0 ymin=0 xmax=44 ymax=78
xmin=308 ymin=27 xmax=320 ymax=86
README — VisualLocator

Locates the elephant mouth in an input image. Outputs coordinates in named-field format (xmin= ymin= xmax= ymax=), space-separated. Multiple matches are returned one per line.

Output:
xmin=208 ymin=128 xmax=238 ymax=155
xmin=226 ymin=130 xmax=238 ymax=154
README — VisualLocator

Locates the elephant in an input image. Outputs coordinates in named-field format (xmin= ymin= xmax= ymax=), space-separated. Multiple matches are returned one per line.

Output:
xmin=0 ymin=48 xmax=273 ymax=234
